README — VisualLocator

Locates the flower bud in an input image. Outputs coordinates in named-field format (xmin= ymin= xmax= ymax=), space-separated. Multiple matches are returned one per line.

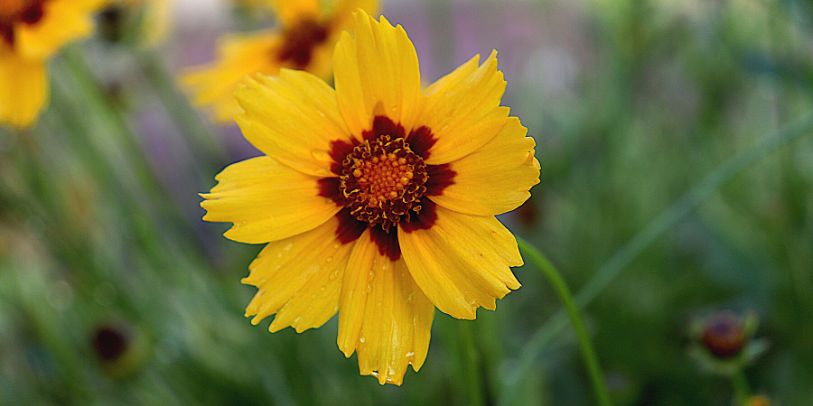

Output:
xmin=700 ymin=311 xmax=745 ymax=359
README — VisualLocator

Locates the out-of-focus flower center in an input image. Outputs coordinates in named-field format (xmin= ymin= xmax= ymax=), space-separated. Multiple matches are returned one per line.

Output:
xmin=339 ymin=135 xmax=428 ymax=231
xmin=701 ymin=313 xmax=745 ymax=359
xmin=0 ymin=0 xmax=27 ymax=18
xmin=0 ymin=0 xmax=46 ymax=46
xmin=276 ymin=18 xmax=329 ymax=69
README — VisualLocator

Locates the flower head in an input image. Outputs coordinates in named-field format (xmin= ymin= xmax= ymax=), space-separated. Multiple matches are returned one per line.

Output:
xmin=201 ymin=11 xmax=540 ymax=385
xmin=689 ymin=310 xmax=768 ymax=376
xmin=0 ymin=0 xmax=102 ymax=127
xmin=182 ymin=0 xmax=378 ymax=123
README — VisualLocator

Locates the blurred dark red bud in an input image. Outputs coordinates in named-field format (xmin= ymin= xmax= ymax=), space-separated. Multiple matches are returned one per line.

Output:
xmin=92 ymin=324 xmax=130 ymax=362
xmin=701 ymin=312 xmax=745 ymax=359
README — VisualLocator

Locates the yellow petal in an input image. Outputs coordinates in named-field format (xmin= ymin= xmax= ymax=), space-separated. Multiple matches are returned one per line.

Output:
xmin=329 ymin=0 xmax=379 ymax=28
xmin=419 ymin=51 xmax=509 ymax=164
xmin=337 ymin=230 xmax=434 ymax=385
xmin=398 ymin=206 xmax=522 ymax=319
xmin=200 ymin=156 xmax=340 ymax=244
xmin=430 ymin=117 xmax=540 ymax=216
xmin=181 ymin=31 xmax=281 ymax=123
xmin=243 ymin=216 xmax=353 ymax=333
xmin=269 ymin=0 xmax=319 ymax=27
xmin=234 ymin=69 xmax=351 ymax=177
xmin=0 ymin=55 xmax=47 ymax=128
xmin=15 ymin=0 xmax=99 ymax=61
xmin=333 ymin=11 xmax=421 ymax=138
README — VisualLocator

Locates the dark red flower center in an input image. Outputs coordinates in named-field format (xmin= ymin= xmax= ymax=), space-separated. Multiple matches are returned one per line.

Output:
xmin=320 ymin=116 xmax=456 ymax=260
xmin=0 ymin=0 xmax=46 ymax=47
xmin=701 ymin=313 xmax=746 ymax=359
xmin=339 ymin=135 xmax=429 ymax=232
xmin=276 ymin=18 xmax=329 ymax=69
xmin=92 ymin=325 xmax=130 ymax=362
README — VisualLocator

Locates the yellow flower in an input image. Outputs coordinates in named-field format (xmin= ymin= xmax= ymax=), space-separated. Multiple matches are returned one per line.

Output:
xmin=182 ymin=0 xmax=378 ymax=123
xmin=0 ymin=0 xmax=102 ymax=128
xmin=201 ymin=11 xmax=540 ymax=385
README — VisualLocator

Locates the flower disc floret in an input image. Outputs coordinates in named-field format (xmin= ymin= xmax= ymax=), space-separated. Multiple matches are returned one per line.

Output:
xmin=339 ymin=134 xmax=428 ymax=231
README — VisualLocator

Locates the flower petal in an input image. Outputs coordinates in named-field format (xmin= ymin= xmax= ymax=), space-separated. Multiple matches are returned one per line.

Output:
xmin=333 ymin=12 xmax=422 ymax=137
xmin=0 ymin=55 xmax=47 ymax=128
xmin=398 ymin=206 xmax=522 ymax=319
xmin=200 ymin=156 xmax=340 ymax=244
xmin=329 ymin=0 xmax=379 ymax=29
xmin=235 ymin=69 xmax=352 ymax=177
xmin=269 ymin=0 xmax=320 ymax=27
xmin=243 ymin=216 xmax=353 ymax=333
xmin=15 ymin=0 xmax=101 ymax=61
xmin=419 ymin=51 xmax=510 ymax=165
xmin=337 ymin=229 xmax=434 ymax=385
xmin=430 ymin=117 xmax=540 ymax=216
xmin=181 ymin=31 xmax=282 ymax=123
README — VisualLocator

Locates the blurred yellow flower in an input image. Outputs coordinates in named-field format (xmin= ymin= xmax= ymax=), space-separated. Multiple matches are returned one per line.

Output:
xmin=182 ymin=0 xmax=378 ymax=123
xmin=0 ymin=0 xmax=102 ymax=128
xmin=201 ymin=11 xmax=540 ymax=385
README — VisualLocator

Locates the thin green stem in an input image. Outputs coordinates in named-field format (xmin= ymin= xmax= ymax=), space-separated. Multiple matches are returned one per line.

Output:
xmin=459 ymin=322 xmax=486 ymax=406
xmin=501 ymin=112 xmax=813 ymax=404
xmin=516 ymin=237 xmax=612 ymax=406
xmin=731 ymin=371 xmax=751 ymax=405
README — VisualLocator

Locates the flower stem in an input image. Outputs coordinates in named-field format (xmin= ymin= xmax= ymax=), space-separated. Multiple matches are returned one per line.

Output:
xmin=459 ymin=322 xmax=486 ymax=406
xmin=731 ymin=371 xmax=752 ymax=406
xmin=516 ymin=237 xmax=613 ymax=406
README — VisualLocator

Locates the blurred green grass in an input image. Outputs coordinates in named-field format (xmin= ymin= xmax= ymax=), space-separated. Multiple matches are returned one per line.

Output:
xmin=2 ymin=0 xmax=813 ymax=404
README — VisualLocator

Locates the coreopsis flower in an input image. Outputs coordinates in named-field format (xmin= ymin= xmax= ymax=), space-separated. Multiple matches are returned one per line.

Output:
xmin=182 ymin=0 xmax=378 ymax=123
xmin=0 ymin=0 xmax=102 ymax=127
xmin=201 ymin=11 xmax=540 ymax=385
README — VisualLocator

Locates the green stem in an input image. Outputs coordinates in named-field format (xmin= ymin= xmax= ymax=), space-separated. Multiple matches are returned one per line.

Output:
xmin=516 ymin=237 xmax=613 ymax=406
xmin=502 ymin=112 xmax=813 ymax=403
xmin=459 ymin=322 xmax=486 ymax=406
xmin=731 ymin=371 xmax=751 ymax=405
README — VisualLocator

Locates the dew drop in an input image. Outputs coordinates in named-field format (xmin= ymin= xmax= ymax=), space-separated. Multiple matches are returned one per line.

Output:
xmin=359 ymin=336 xmax=366 ymax=344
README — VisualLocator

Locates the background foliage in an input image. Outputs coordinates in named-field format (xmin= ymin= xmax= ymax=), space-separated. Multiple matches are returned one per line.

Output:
xmin=1 ymin=0 xmax=812 ymax=404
